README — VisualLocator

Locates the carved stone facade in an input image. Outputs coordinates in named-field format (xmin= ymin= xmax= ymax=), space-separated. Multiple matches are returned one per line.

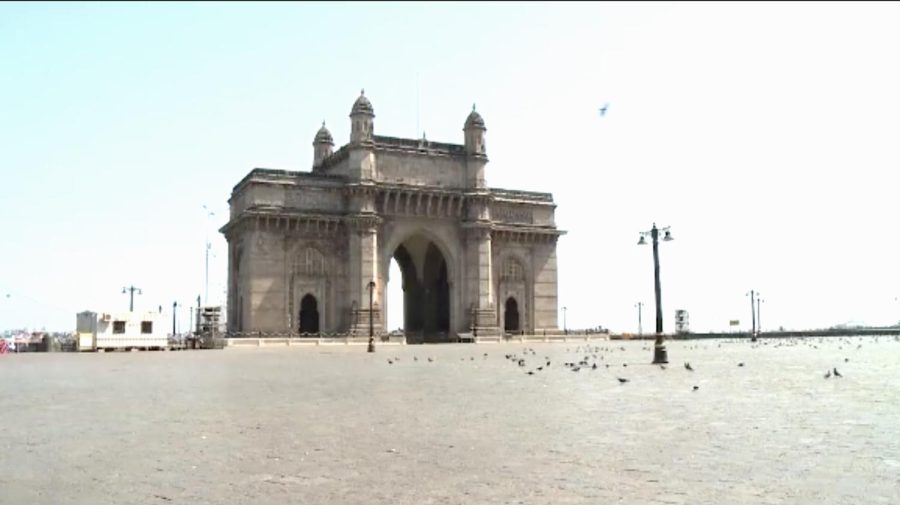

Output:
xmin=221 ymin=92 xmax=565 ymax=341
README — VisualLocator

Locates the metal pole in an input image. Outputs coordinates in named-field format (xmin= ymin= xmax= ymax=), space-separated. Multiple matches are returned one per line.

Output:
xmin=636 ymin=302 xmax=643 ymax=335
xmin=367 ymin=281 xmax=375 ymax=352
xmin=203 ymin=206 xmax=214 ymax=306
xmin=750 ymin=290 xmax=756 ymax=340
xmin=756 ymin=297 xmax=762 ymax=335
xmin=172 ymin=301 xmax=177 ymax=337
xmin=651 ymin=224 xmax=668 ymax=364
xmin=563 ymin=307 xmax=568 ymax=335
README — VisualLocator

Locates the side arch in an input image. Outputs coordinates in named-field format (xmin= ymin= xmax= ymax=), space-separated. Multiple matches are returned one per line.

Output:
xmin=495 ymin=250 xmax=532 ymax=335
xmin=299 ymin=293 xmax=320 ymax=334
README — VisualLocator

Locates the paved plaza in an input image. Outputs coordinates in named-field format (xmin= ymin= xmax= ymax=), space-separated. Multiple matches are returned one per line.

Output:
xmin=1 ymin=337 xmax=898 ymax=504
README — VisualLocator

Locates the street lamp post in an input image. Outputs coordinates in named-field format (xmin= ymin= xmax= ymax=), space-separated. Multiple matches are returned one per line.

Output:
xmin=203 ymin=205 xmax=215 ymax=306
xmin=746 ymin=290 xmax=758 ymax=341
xmin=638 ymin=223 xmax=673 ymax=364
xmin=562 ymin=306 xmax=568 ymax=335
xmin=122 ymin=286 xmax=142 ymax=312
xmin=367 ymin=281 xmax=376 ymax=353
xmin=757 ymin=297 xmax=764 ymax=335
xmin=635 ymin=302 xmax=644 ymax=335
xmin=172 ymin=301 xmax=177 ymax=337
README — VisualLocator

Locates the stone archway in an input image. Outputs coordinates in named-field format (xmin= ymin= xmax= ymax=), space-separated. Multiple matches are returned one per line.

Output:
xmin=504 ymin=297 xmax=520 ymax=334
xmin=299 ymin=294 xmax=319 ymax=334
xmin=388 ymin=235 xmax=451 ymax=344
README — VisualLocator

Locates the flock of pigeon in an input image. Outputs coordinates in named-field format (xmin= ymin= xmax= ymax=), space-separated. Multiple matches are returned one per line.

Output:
xmin=499 ymin=346 xmax=709 ymax=391
xmin=383 ymin=335 xmax=900 ymax=383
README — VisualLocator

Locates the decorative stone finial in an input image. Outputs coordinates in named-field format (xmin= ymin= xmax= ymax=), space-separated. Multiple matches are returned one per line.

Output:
xmin=472 ymin=103 xmax=476 ymax=111
xmin=361 ymin=88 xmax=365 ymax=95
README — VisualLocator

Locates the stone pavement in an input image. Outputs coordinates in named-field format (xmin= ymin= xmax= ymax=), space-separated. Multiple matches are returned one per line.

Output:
xmin=1 ymin=337 xmax=898 ymax=504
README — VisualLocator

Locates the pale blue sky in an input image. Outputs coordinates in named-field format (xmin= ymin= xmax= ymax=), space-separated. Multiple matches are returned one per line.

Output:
xmin=3 ymin=2 xmax=900 ymax=333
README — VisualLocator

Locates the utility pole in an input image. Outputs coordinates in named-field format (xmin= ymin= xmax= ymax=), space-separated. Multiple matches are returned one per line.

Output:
xmin=635 ymin=302 xmax=644 ymax=335
xmin=747 ymin=290 xmax=757 ymax=341
xmin=203 ymin=205 xmax=215 ymax=305
xmin=172 ymin=301 xmax=178 ymax=337
xmin=756 ymin=297 xmax=764 ymax=335
xmin=122 ymin=286 xmax=142 ymax=312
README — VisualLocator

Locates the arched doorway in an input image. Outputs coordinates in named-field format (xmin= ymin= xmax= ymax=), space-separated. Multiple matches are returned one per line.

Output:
xmin=299 ymin=294 xmax=319 ymax=334
xmin=505 ymin=297 xmax=520 ymax=334
xmin=388 ymin=236 xmax=450 ymax=343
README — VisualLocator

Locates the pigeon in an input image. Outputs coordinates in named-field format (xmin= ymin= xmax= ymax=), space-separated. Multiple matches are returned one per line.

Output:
xmin=833 ymin=368 xmax=842 ymax=378
xmin=536 ymin=366 xmax=543 ymax=371
xmin=824 ymin=369 xmax=831 ymax=379
xmin=617 ymin=377 xmax=629 ymax=384
xmin=387 ymin=359 xmax=393 ymax=365
xmin=427 ymin=357 xmax=434 ymax=362
xmin=413 ymin=356 xmax=419 ymax=362
xmin=526 ymin=371 xmax=534 ymax=376
xmin=684 ymin=362 xmax=694 ymax=371
xmin=659 ymin=364 xmax=667 ymax=370
xmin=592 ymin=363 xmax=598 ymax=370
xmin=692 ymin=385 xmax=699 ymax=391
xmin=737 ymin=362 xmax=745 ymax=367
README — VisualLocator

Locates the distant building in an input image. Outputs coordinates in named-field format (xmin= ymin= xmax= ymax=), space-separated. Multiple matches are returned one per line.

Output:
xmin=76 ymin=311 xmax=167 ymax=351
xmin=675 ymin=310 xmax=689 ymax=334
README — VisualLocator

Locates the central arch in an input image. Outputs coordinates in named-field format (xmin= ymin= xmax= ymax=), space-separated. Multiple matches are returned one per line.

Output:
xmin=387 ymin=234 xmax=451 ymax=344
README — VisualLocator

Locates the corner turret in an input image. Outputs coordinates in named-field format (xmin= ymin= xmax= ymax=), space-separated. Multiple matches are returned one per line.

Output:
xmin=312 ymin=121 xmax=334 ymax=169
xmin=350 ymin=89 xmax=375 ymax=144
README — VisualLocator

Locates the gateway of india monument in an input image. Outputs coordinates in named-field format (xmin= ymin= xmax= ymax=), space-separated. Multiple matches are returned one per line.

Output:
xmin=221 ymin=91 xmax=565 ymax=343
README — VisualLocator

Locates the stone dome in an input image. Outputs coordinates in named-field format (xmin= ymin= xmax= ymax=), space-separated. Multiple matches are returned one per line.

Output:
xmin=350 ymin=89 xmax=374 ymax=116
xmin=314 ymin=121 xmax=333 ymax=145
xmin=464 ymin=104 xmax=485 ymax=129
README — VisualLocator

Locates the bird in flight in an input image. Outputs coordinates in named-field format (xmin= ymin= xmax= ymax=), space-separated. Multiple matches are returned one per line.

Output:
xmin=598 ymin=103 xmax=610 ymax=117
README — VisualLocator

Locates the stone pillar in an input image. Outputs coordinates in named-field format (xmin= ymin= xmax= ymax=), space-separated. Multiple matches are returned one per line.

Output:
xmin=465 ymin=224 xmax=500 ymax=336
xmin=347 ymin=214 xmax=384 ymax=336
